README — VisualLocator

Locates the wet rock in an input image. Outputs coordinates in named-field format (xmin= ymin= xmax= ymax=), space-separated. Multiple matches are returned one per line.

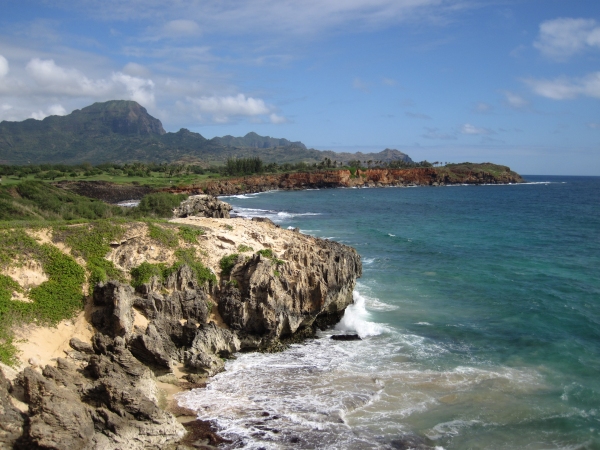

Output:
xmin=173 ymin=194 xmax=232 ymax=219
xmin=390 ymin=434 xmax=435 ymax=449
xmin=331 ymin=334 xmax=362 ymax=341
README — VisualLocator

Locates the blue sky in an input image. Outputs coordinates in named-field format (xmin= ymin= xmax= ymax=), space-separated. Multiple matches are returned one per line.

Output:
xmin=0 ymin=0 xmax=599 ymax=174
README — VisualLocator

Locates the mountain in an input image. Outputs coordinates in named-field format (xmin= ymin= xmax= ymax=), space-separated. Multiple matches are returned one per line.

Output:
xmin=212 ymin=132 xmax=306 ymax=149
xmin=0 ymin=100 xmax=411 ymax=166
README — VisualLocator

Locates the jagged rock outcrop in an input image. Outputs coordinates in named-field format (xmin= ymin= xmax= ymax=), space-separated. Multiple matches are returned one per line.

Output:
xmin=10 ymin=351 xmax=184 ymax=450
xmin=172 ymin=194 xmax=231 ymax=219
xmin=219 ymin=238 xmax=361 ymax=337
xmin=0 ymin=217 xmax=361 ymax=448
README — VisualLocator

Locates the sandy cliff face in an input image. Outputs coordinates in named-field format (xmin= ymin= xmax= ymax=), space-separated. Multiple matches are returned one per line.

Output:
xmin=0 ymin=217 xmax=361 ymax=449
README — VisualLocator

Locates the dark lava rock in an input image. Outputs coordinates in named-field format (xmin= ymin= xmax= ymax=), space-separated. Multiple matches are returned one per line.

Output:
xmin=331 ymin=334 xmax=362 ymax=341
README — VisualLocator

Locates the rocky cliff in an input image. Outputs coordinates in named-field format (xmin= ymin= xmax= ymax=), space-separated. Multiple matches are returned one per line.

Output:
xmin=0 ymin=216 xmax=361 ymax=449
xmin=165 ymin=164 xmax=523 ymax=196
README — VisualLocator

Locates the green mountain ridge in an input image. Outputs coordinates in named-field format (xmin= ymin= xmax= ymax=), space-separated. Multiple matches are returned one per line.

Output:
xmin=0 ymin=100 xmax=412 ymax=166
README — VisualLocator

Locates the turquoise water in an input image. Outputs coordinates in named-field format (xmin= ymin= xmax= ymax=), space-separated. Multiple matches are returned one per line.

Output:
xmin=179 ymin=176 xmax=600 ymax=449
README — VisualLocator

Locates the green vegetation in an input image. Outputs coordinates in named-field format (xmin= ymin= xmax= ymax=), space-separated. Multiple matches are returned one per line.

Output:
xmin=147 ymin=223 xmax=179 ymax=247
xmin=130 ymin=248 xmax=215 ymax=289
xmin=237 ymin=244 xmax=254 ymax=252
xmin=257 ymin=248 xmax=273 ymax=258
xmin=136 ymin=192 xmax=188 ymax=218
xmin=130 ymin=262 xmax=165 ymax=288
xmin=54 ymin=221 xmax=125 ymax=288
xmin=0 ymin=180 xmax=125 ymax=222
xmin=178 ymin=225 xmax=204 ymax=243
xmin=0 ymin=230 xmax=86 ymax=366
xmin=219 ymin=254 xmax=239 ymax=276
xmin=225 ymin=157 xmax=264 ymax=176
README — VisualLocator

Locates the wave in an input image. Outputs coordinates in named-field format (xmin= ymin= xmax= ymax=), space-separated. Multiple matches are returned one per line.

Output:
xmin=335 ymin=290 xmax=388 ymax=337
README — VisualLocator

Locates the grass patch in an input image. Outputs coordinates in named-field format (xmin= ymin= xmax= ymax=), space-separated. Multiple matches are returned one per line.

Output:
xmin=237 ymin=244 xmax=253 ymax=252
xmin=0 ymin=239 xmax=86 ymax=366
xmin=219 ymin=253 xmax=239 ymax=277
xmin=148 ymin=223 xmax=179 ymax=247
xmin=136 ymin=192 xmax=188 ymax=218
xmin=178 ymin=225 xmax=204 ymax=243
xmin=54 ymin=220 xmax=125 ymax=288
xmin=257 ymin=248 xmax=274 ymax=258
xmin=130 ymin=248 xmax=216 ymax=289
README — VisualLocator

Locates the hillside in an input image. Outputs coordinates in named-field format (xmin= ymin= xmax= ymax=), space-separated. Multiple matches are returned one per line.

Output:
xmin=0 ymin=100 xmax=412 ymax=166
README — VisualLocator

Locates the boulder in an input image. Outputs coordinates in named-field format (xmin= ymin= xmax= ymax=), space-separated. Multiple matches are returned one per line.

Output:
xmin=0 ymin=369 xmax=25 ymax=449
xmin=173 ymin=194 xmax=232 ymax=218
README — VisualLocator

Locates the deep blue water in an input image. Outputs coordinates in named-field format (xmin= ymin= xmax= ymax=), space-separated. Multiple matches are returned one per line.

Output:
xmin=180 ymin=176 xmax=600 ymax=449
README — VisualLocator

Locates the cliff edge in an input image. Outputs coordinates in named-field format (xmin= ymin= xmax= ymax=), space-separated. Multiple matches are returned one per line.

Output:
xmin=0 ymin=217 xmax=361 ymax=449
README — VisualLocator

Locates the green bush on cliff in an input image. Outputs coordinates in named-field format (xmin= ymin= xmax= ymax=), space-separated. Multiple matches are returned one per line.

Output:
xmin=130 ymin=262 xmax=166 ymax=288
xmin=219 ymin=253 xmax=239 ymax=276
xmin=257 ymin=248 xmax=274 ymax=258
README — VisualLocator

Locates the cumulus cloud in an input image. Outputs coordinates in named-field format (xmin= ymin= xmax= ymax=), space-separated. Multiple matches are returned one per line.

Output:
xmin=461 ymin=123 xmax=493 ymax=135
xmin=0 ymin=55 xmax=9 ymax=78
xmin=503 ymin=91 xmax=529 ymax=109
xmin=524 ymin=72 xmax=600 ymax=100
xmin=188 ymin=93 xmax=271 ymax=123
xmin=30 ymin=104 xmax=67 ymax=120
xmin=24 ymin=58 xmax=155 ymax=107
xmin=534 ymin=18 xmax=600 ymax=61
xmin=122 ymin=62 xmax=151 ymax=78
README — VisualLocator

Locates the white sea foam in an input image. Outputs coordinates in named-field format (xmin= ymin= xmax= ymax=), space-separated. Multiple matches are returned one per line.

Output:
xmin=335 ymin=290 xmax=388 ymax=337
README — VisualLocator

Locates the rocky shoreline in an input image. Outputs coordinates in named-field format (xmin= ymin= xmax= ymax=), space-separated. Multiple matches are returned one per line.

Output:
xmin=0 ymin=213 xmax=361 ymax=449
xmin=165 ymin=166 xmax=524 ymax=197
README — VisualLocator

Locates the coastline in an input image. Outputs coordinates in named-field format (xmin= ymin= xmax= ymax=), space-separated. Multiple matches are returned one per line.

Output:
xmin=0 ymin=214 xmax=362 ymax=449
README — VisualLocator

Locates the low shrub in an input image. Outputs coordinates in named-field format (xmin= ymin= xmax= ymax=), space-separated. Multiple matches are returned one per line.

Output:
xmin=178 ymin=225 xmax=205 ymax=243
xmin=219 ymin=253 xmax=239 ymax=276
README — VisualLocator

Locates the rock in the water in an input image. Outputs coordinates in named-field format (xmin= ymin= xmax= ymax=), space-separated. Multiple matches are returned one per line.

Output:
xmin=173 ymin=194 xmax=232 ymax=218
xmin=331 ymin=334 xmax=362 ymax=341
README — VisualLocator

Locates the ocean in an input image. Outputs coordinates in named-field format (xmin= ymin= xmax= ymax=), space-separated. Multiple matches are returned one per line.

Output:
xmin=178 ymin=176 xmax=600 ymax=449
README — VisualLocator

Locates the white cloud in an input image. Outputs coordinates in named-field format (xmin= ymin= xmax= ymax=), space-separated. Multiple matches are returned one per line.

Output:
xmin=111 ymin=72 xmax=155 ymax=107
xmin=525 ymin=72 xmax=600 ymax=100
xmin=162 ymin=19 xmax=201 ymax=37
xmin=534 ymin=18 xmax=600 ymax=61
xmin=461 ymin=123 xmax=492 ymax=135
xmin=29 ymin=103 xmax=68 ymax=120
xmin=269 ymin=113 xmax=288 ymax=124
xmin=503 ymin=91 xmax=529 ymax=109
xmin=0 ymin=55 xmax=9 ymax=78
xmin=187 ymin=93 xmax=271 ymax=123
xmin=24 ymin=58 xmax=155 ymax=107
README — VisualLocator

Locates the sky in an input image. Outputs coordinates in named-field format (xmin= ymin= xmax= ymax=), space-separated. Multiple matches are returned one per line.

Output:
xmin=0 ymin=0 xmax=599 ymax=175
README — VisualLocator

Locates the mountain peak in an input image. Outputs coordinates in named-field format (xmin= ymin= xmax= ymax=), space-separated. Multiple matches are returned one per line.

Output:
xmin=74 ymin=100 xmax=166 ymax=136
